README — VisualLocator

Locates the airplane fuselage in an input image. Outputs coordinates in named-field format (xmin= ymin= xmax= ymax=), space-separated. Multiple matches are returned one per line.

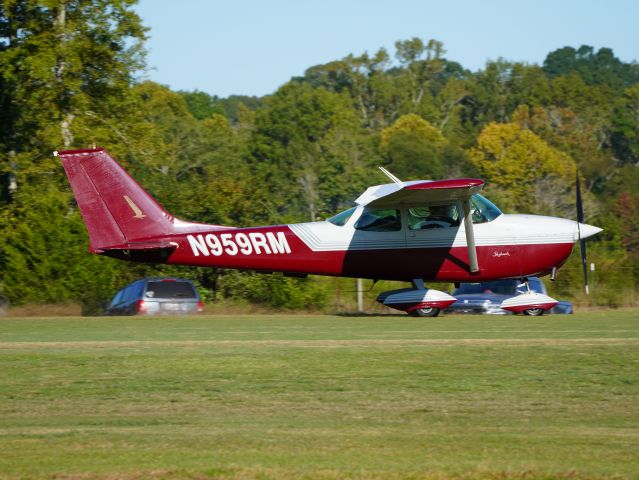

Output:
xmin=118 ymin=209 xmax=582 ymax=283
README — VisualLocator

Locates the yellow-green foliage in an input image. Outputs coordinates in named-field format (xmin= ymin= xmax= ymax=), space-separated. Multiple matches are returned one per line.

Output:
xmin=468 ymin=122 xmax=576 ymax=211
xmin=380 ymin=113 xmax=447 ymax=151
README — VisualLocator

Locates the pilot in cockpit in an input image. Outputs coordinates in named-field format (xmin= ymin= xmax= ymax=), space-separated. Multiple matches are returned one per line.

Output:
xmin=414 ymin=204 xmax=460 ymax=229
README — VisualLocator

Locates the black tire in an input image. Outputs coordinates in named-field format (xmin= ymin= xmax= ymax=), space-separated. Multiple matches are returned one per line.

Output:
xmin=523 ymin=308 xmax=544 ymax=316
xmin=411 ymin=307 xmax=441 ymax=317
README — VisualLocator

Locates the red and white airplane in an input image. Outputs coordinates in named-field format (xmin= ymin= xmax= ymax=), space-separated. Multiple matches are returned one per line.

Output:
xmin=57 ymin=147 xmax=601 ymax=317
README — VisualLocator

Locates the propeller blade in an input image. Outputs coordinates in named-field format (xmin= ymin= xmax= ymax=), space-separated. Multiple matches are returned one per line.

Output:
xmin=576 ymin=171 xmax=585 ymax=224
xmin=576 ymin=172 xmax=589 ymax=295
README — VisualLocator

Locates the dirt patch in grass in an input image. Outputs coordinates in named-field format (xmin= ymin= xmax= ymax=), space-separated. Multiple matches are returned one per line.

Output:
xmin=46 ymin=467 xmax=626 ymax=480
xmin=5 ymin=303 xmax=82 ymax=317
xmin=1 ymin=338 xmax=638 ymax=350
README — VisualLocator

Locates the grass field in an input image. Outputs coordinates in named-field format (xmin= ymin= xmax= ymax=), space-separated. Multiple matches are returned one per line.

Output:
xmin=0 ymin=311 xmax=638 ymax=480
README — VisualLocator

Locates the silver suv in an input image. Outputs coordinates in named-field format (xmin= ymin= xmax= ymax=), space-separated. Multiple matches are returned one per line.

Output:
xmin=105 ymin=278 xmax=204 ymax=316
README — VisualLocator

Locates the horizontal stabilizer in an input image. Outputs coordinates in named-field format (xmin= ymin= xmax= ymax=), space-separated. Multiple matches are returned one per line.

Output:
xmin=99 ymin=241 xmax=178 ymax=263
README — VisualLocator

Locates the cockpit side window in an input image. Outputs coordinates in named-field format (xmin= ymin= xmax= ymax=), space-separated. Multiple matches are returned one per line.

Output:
xmin=327 ymin=206 xmax=356 ymax=226
xmin=470 ymin=194 xmax=502 ymax=224
xmin=355 ymin=208 xmax=401 ymax=232
xmin=408 ymin=204 xmax=460 ymax=230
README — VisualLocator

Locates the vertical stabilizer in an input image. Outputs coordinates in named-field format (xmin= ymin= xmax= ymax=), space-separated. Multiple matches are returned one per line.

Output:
xmin=58 ymin=148 xmax=174 ymax=252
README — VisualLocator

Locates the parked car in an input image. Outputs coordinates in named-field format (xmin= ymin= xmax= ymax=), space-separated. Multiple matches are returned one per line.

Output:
xmin=445 ymin=277 xmax=573 ymax=315
xmin=105 ymin=278 xmax=204 ymax=316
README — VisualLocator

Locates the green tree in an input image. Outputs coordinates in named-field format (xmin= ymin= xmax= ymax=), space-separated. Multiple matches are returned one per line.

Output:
xmin=179 ymin=90 xmax=262 ymax=123
xmin=300 ymin=48 xmax=396 ymax=128
xmin=299 ymin=39 xmax=464 ymax=130
xmin=511 ymin=104 xmax=615 ymax=194
xmin=0 ymin=0 xmax=147 ymax=152
xmin=543 ymin=45 xmax=639 ymax=89
xmin=133 ymin=81 xmax=266 ymax=226
xmin=250 ymin=82 xmax=368 ymax=221
xmin=611 ymin=83 xmax=639 ymax=165
xmin=0 ymin=0 xmax=154 ymax=309
xmin=379 ymin=114 xmax=447 ymax=179
xmin=178 ymin=89 xmax=224 ymax=120
xmin=612 ymin=193 xmax=639 ymax=255
xmin=0 ymin=185 xmax=150 ymax=313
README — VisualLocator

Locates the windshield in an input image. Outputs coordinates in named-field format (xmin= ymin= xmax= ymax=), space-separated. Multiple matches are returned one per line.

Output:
xmin=327 ymin=207 xmax=356 ymax=226
xmin=470 ymin=194 xmax=502 ymax=223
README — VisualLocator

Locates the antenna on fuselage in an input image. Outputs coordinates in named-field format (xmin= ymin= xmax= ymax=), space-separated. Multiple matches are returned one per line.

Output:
xmin=378 ymin=166 xmax=404 ymax=187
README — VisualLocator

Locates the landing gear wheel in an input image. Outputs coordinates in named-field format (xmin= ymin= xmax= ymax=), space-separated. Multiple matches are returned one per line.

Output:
xmin=523 ymin=308 xmax=544 ymax=316
xmin=410 ymin=307 xmax=440 ymax=317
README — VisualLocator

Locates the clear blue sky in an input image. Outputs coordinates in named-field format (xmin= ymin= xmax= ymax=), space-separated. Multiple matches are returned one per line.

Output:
xmin=135 ymin=0 xmax=639 ymax=98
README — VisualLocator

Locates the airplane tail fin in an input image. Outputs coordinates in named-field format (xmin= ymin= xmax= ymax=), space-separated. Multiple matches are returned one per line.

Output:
xmin=58 ymin=148 xmax=174 ymax=253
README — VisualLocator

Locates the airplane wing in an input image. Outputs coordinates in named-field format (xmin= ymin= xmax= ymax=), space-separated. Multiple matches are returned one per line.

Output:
xmin=355 ymin=178 xmax=485 ymax=207
xmin=356 ymin=178 xmax=485 ymax=273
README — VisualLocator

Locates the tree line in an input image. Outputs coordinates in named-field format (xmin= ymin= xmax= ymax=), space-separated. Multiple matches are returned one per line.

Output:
xmin=1 ymin=1 xmax=638 ymax=313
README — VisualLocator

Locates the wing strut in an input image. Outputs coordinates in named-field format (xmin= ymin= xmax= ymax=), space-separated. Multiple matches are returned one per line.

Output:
xmin=378 ymin=166 xmax=404 ymax=187
xmin=461 ymin=198 xmax=479 ymax=273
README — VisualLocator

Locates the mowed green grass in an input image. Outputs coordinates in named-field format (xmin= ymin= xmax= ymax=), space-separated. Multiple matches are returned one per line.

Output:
xmin=0 ymin=311 xmax=638 ymax=480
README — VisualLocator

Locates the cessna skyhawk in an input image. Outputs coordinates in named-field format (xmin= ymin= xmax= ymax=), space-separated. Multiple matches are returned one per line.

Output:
xmin=57 ymin=148 xmax=601 ymax=317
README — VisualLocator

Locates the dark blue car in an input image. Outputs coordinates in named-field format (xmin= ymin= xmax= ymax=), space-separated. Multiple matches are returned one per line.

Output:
xmin=445 ymin=277 xmax=573 ymax=315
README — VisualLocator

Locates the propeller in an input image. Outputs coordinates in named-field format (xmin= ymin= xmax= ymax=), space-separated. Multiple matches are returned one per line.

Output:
xmin=576 ymin=172 xmax=589 ymax=295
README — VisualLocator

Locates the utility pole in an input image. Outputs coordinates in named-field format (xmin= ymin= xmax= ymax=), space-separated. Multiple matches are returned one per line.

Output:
xmin=357 ymin=278 xmax=364 ymax=313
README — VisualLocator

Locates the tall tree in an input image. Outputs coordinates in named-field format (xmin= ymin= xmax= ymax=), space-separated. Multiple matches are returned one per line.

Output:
xmin=0 ymin=0 xmax=147 ymax=152
xmin=543 ymin=45 xmax=639 ymax=89
xmin=0 ymin=0 xmax=152 ymax=308
xmin=379 ymin=113 xmax=447 ymax=179
xmin=611 ymin=83 xmax=639 ymax=165
xmin=250 ymin=83 xmax=368 ymax=221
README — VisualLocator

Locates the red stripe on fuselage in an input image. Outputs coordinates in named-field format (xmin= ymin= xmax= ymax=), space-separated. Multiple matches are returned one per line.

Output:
xmin=161 ymin=225 xmax=574 ymax=282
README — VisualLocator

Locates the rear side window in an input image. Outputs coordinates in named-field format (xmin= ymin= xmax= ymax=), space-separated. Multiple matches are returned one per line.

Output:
xmin=145 ymin=281 xmax=197 ymax=299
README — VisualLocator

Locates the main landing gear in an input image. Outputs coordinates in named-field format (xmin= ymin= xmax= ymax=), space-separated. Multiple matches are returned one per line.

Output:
xmin=498 ymin=278 xmax=558 ymax=316
xmin=375 ymin=279 xmax=456 ymax=318
xmin=376 ymin=278 xmax=559 ymax=317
